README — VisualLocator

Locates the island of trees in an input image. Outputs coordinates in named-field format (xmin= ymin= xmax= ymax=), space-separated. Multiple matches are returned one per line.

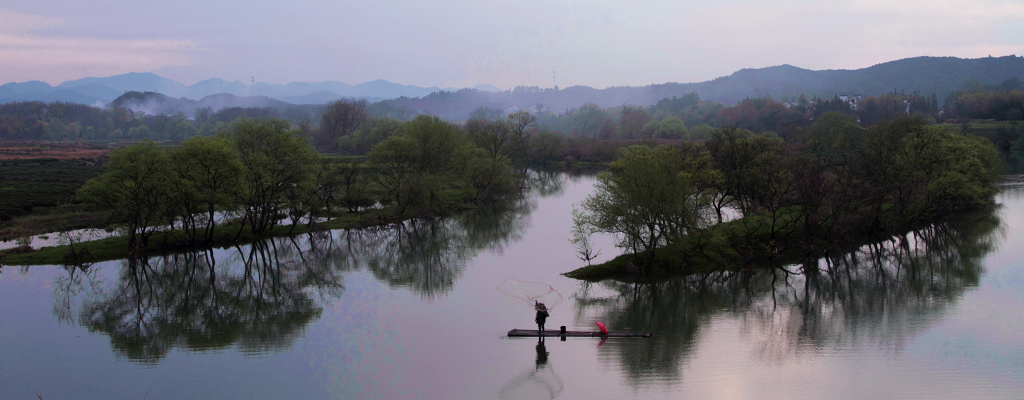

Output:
xmin=566 ymin=113 xmax=1001 ymax=279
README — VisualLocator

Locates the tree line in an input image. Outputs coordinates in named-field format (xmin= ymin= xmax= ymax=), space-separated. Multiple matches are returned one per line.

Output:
xmin=944 ymin=78 xmax=1024 ymax=120
xmin=0 ymin=101 xmax=307 ymax=142
xmin=303 ymin=82 xmax=1018 ymax=164
xmin=4 ymin=79 xmax=1018 ymax=146
xmin=77 ymin=115 xmax=523 ymax=252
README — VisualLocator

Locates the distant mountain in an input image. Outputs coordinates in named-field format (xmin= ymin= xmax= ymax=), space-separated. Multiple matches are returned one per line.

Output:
xmin=350 ymin=79 xmax=441 ymax=99
xmin=1 ymin=80 xmax=55 ymax=94
xmin=673 ymin=55 xmax=1024 ymax=104
xmin=282 ymin=91 xmax=356 ymax=105
xmin=0 ymin=73 xmax=447 ymax=106
xmin=194 ymin=93 xmax=293 ymax=110
xmin=379 ymin=55 xmax=1024 ymax=120
xmin=63 ymin=83 xmax=123 ymax=101
xmin=0 ymin=80 xmax=104 ymax=105
xmin=59 ymin=72 xmax=188 ymax=97
xmin=3 ymin=55 xmax=1022 ymax=119
xmin=473 ymin=84 xmax=503 ymax=92
xmin=186 ymin=78 xmax=250 ymax=98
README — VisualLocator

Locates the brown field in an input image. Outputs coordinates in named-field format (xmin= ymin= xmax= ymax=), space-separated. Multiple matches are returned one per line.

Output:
xmin=0 ymin=141 xmax=112 ymax=161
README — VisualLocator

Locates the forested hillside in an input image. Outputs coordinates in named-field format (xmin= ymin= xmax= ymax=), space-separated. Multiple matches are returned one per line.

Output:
xmin=377 ymin=55 xmax=1024 ymax=120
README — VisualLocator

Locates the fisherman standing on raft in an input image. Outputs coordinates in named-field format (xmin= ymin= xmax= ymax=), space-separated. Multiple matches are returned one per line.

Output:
xmin=535 ymin=301 xmax=549 ymax=332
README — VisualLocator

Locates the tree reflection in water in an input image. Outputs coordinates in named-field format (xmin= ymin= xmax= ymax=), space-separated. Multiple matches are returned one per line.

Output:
xmin=359 ymin=170 xmax=557 ymax=297
xmin=524 ymin=169 xmax=568 ymax=199
xmin=52 ymin=171 xmax=562 ymax=362
xmin=573 ymin=208 xmax=1002 ymax=386
xmin=71 ymin=241 xmax=331 ymax=362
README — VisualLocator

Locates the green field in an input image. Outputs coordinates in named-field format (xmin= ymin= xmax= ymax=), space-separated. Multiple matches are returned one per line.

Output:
xmin=0 ymin=158 xmax=105 ymax=221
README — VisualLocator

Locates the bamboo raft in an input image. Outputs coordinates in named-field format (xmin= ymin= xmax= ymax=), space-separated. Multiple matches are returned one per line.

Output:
xmin=507 ymin=329 xmax=652 ymax=338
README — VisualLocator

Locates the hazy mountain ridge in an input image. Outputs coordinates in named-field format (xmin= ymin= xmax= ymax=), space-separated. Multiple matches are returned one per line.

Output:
xmin=0 ymin=73 xmax=445 ymax=106
xmin=381 ymin=55 xmax=1024 ymax=120
xmin=2 ymin=55 xmax=1021 ymax=119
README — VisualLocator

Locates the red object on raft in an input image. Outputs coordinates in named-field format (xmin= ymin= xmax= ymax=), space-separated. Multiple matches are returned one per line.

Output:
xmin=596 ymin=321 xmax=608 ymax=335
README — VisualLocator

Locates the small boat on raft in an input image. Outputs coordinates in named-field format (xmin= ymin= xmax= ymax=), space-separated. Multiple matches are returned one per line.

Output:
xmin=507 ymin=327 xmax=652 ymax=338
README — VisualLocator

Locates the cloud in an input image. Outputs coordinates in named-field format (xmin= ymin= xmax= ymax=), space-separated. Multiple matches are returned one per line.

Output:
xmin=0 ymin=9 xmax=198 ymax=84
xmin=0 ymin=9 xmax=62 ymax=34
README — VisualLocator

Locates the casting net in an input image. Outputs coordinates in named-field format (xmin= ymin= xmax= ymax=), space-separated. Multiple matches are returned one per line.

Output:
xmin=496 ymin=277 xmax=564 ymax=312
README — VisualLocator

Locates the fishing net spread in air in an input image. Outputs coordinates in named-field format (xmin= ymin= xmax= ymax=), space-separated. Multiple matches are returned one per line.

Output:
xmin=496 ymin=277 xmax=563 ymax=312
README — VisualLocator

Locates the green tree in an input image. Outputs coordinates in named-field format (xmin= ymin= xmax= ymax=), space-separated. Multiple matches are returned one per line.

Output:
xmin=576 ymin=144 xmax=719 ymax=264
xmin=319 ymin=100 xmax=369 ymax=151
xmin=368 ymin=135 xmax=421 ymax=214
xmin=469 ymin=107 xmax=504 ymax=122
xmin=792 ymin=112 xmax=865 ymax=246
xmin=285 ymin=158 xmax=336 ymax=233
xmin=687 ymin=123 xmax=715 ymax=140
xmin=706 ymin=128 xmax=787 ymax=221
xmin=166 ymin=135 xmax=243 ymax=244
xmin=858 ymin=117 xmax=1001 ymax=228
xmin=466 ymin=117 xmax=514 ymax=164
xmin=506 ymin=110 xmax=537 ymax=162
xmin=225 ymin=118 xmax=319 ymax=234
xmin=337 ymin=162 xmax=371 ymax=213
xmin=616 ymin=105 xmax=652 ymax=139
xmin=569 ymin=103 xmax=611 ymax=138
xmin=529 ymin=130 xmax=564 ymax=165
xmin=404 ymin=115 xmax=470 ymax=209
xmin=464 ymin=117 xmax=518 ymax=203
xmin=340 ymin=117 xmax=403 ymax=155
xmin=655 ymin=117 xmax=688 ymax=139
xmin=77 ymin=141 xmax=173 ymax=249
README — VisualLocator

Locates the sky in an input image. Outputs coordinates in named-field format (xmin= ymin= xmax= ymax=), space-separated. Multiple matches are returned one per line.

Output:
xmin=1 ymin=0 xmax=1022 ymax=89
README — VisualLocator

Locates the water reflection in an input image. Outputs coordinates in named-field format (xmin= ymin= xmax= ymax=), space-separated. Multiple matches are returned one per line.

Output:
xmin=50 ymin=172 xmax=563 ymax=361
xmin=354 ymin=196 xmax=536 ymax=298
xmin=63 ymin=242 xmax=331 ymax=362
xmin=524 ymin=169 xmax=568 ymax=199
xmin=498 ymin=337 xmax=564 ymax=400
xmin=574 ymin=207 xmax=1002 ymax=385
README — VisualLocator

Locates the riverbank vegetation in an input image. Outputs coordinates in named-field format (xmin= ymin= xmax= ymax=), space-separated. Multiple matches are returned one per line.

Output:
xmin=2 ymin=114 xmax=528 ymax=265
xmin=566 ymin=114 xmax=1002 ymax=280
xmin=1 ymin=79 xmax=1018 ymax=269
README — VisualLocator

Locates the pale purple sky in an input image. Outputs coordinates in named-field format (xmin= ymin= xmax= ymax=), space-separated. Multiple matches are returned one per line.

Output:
xmin=2 ymin=0 xmax=1022 ymax=89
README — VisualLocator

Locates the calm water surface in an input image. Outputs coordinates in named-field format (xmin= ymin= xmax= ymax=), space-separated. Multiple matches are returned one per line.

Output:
xmin=2 ymin=172 xmax=1023 ymax=399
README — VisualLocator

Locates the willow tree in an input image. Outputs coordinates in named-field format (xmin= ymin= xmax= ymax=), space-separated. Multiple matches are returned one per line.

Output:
xmin=855 ymin=116 xmax=1001 ymax=230
xmin=574 ymin=144 xmax=720 ymax=261
xmin=77 ymin=141 xmax=173 ymax=249
xmin=224 ymin=118 xmax=319 ymax=235
xmin=705 ymin=128 xmax=789 ymax=221
xmin=368 ymin=115 xmax=471 ymax=214
xmin=166 ymin=135 xmax=243 ymax=244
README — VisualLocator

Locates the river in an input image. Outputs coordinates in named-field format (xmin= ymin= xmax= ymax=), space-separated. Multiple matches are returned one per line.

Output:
xmin=2 ymin=171 xmax=1023 ymax=399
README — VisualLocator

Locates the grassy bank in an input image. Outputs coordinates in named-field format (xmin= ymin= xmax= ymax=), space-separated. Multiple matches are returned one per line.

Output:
xmin=0 ymin=204 xmax=465 ymax=266
xmin=564 ymin=210 xmax=803 ymax=281
xmin=563 ymin=205 xmax=995 ymax=282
